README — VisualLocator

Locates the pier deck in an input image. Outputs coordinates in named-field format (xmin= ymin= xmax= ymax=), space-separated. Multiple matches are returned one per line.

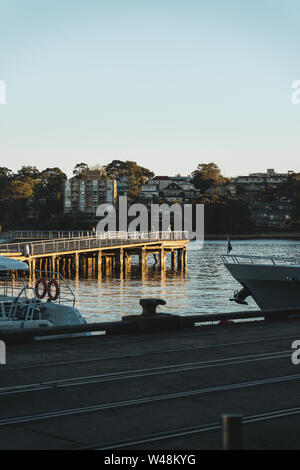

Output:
xmin=0 ymin=231 xmax=189 ymax=276
xmin=1 ymin=318 xmax=300 ymax=450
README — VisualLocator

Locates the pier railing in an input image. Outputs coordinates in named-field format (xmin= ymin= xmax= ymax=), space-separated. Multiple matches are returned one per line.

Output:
xmin=0 ymin=230 xmax=95 ymax=242
xmin=0 ymin=231 xmax=189 ymax=256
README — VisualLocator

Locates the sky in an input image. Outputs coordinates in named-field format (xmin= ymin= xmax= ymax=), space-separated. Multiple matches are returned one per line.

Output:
xmin=1 ymin=0 xmax=300 ymax=178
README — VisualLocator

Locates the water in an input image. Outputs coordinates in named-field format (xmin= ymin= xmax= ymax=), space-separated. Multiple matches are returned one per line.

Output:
xmin=66 ymin=240 xmax=300 ymax=323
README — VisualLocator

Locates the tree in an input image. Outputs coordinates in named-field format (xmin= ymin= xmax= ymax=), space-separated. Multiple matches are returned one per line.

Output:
xmin=32 ymin=168 xmax=67 ymax=223
xmin=16 ymin=166 xmax=40 ymax=180
xmin=192 ymin=163 xmax=225 ymax=192
xmin=39 ymin=167 xmax=67 ymax=187
xmin=7 ymin=178 xmax=36 ymax=200
xmin=105 ymin=160 xmax=154 ymax=200
xmin=1 ymin=177 xmax=37 ymax=227
xmin=106 ymin=160 xmax=153 ymax=179
xmin=105 ymin=160 xmax=129 ymax=179
xmin=0 ymin=168 xmax=13 ymax=228
xmin=73 ymin=163 xmax=89 ymax=178
xmin=0 ymin=167 xmax=12 ymax=195
xmin=200 ymin=194 xmax=252 ymax=235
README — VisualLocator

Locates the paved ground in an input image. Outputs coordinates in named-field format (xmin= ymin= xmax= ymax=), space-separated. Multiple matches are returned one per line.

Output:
xmin=1 ymin=318 xmax=300 ymax=450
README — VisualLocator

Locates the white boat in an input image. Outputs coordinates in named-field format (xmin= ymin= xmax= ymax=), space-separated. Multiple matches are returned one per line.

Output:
xmin=222 ymin=254 xmax=300 ymax=310
xmin=0 ymin=256 xmax=86 ymax=330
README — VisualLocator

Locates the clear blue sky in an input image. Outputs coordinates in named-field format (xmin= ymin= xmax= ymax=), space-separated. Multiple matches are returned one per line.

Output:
xmin=1 ymin=0 xmax=300 ymax=178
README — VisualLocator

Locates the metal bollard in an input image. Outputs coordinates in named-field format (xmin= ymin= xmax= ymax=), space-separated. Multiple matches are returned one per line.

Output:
xmin=139 ymin=298 xmax=166 ymax=317
xmin=222 ymin=414 xmax=243 ymax=450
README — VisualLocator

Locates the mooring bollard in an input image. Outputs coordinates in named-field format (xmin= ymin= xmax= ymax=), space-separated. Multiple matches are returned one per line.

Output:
xmin=139 ymin=298 xmax=166 ymax=317
xmin=222 ymin=414 xmax=243 ymax=450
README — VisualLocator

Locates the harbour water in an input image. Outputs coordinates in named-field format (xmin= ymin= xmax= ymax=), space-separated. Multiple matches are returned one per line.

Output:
xmin=67 ymin=239 xmax=300 ymax=323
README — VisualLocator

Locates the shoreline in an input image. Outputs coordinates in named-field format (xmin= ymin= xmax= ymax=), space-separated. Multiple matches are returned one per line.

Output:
xmin=204 ymin=233 xmax=300 ymax=240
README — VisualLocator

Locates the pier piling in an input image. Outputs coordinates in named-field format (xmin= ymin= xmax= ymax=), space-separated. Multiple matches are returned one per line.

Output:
xmin=0 ymin=231 xmax=189 ymax=278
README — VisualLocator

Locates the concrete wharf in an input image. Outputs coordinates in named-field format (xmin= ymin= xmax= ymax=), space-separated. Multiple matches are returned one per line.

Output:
xmin=1 ymin=317 xmax=300 ymax=450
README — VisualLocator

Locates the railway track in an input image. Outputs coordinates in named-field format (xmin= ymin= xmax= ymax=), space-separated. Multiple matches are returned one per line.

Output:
xmin=1 ymin=329 xmax=299 ymax=449
xmin=4 ymin=333 xmax=296 ymax=372
xmin=78 ymin=405 xmax=300 ymax=450
xmin=0 ymin=370 xmax=299 ymax=427
xmin=0 ymin=349 xmax=292 ymax=396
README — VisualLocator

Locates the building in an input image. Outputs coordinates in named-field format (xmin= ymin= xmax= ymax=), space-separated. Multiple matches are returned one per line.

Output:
xmin=64 ymin=170 xmax=117 ymax=214
xmin=205 ymin=183 xmax=237 ymax=198
xmin=249 ymin=199 xmax=293 ymax=228
xmin=234 ymin=170 xmax=295 ymax=228
xmin=139 ymin=176 xmax=198 ymax=203
xmin=235 ymin=169 xmax=290 ymax=192
xmin=139 ymin=182 xmax=159 ymax=202
xmin=116 ymin=176 xmax=130 ymax=197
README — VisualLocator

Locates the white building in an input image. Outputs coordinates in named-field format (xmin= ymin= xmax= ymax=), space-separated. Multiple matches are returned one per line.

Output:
xmin=140 ymin=176 xmax=197 ymax=202
xmin=235 ymin=169 xmax=290 ymax=189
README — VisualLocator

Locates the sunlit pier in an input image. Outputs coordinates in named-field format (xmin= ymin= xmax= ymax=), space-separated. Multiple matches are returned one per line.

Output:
xmin=0 ymin=231 xmax=189 ymax=277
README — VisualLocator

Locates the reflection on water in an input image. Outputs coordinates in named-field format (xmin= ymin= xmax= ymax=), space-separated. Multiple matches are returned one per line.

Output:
xmin=68 ymin=240 xmax=300 ymax=323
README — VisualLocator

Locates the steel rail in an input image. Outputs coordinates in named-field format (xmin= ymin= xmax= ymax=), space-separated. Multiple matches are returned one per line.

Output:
xmin=5 ymin=333 xmax=298 ymax=372
xmin=80 ymin=405 xmax=300 ymax=450
xmin=0 ymin=371 xmax=299 ymax=427
xmin=0 ymin=349 xmax=292 ymax=397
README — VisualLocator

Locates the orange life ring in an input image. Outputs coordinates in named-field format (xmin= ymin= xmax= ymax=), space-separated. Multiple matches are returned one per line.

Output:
xmin=47 ymin=279 xmax=60 ymax=301
xmin=35 ymin=278 xmax=48 ymax=299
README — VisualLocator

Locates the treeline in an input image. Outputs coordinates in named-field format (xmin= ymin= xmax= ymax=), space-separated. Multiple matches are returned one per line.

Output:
xmin=190 ymin=163 xmax=253 ymax=234
xmin=0 ymin=166 xmax=67 ymax=230
xmin=201 ymin=195 xmax=253 ymax=235
xmin=0 ymin=161 xmax=155 ymax=230
xmin=0 ymin=161 xmax=263 ymax=234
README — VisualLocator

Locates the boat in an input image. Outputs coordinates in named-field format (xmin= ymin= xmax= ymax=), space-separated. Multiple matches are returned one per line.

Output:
xmin=221 ymin=253 xmax=300 ymax=310
xmin=0 ymin=255 xmax=86 ymax=330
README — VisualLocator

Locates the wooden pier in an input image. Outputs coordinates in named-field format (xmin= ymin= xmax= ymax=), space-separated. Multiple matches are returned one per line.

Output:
xmin=0 ymin=231 xmax=189 ymax=277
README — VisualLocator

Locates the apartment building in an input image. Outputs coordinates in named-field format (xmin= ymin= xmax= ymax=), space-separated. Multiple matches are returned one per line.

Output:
xmin=64 ymin=170 xmax=117 ymax=214
xmin=117 ymin=176 xmax=130 ymax=197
